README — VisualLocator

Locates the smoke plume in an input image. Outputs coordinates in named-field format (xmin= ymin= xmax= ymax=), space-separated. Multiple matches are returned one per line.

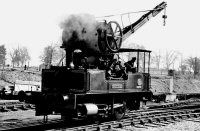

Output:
xmin=60 ymin=13 xmax=102 ymax=53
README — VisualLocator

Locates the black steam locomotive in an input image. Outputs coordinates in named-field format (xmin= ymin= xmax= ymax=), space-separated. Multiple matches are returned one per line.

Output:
xmin=31 ymin=18 xmax=153 ymax=120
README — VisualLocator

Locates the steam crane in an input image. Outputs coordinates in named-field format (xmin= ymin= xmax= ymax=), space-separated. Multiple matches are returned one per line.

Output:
xmin=30 ymin=1 xmax=168 ymax=121
xmin=98 ymin=1 xmax=167 ymax=53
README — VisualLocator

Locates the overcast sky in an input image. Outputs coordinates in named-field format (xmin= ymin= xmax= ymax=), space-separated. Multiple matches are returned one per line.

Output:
xmin=0 ymin=0 xmax=200 ymax=66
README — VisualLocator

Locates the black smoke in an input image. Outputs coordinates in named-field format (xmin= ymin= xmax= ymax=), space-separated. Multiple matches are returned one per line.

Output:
xmin=60 ymin=13 xmax=102 ymax=52
xmin=60 ymin=13 xmax=107 ymax=66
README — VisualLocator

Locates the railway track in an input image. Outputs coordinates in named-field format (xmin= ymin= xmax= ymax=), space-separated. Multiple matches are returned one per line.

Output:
xmin=0 ymin=118 xmax=63 ymax=131
xmin=0 ymin=102 xmax=35 ymax=112
xmin=0 ymin=101 xmax=21 ymax=105
xmin=64 ymin=107 xmax=200 ymax=131
xmin=0 ymin=97 xmax=198 ymax=113
xmin=1 ymin=99 xmax=200 ymax=131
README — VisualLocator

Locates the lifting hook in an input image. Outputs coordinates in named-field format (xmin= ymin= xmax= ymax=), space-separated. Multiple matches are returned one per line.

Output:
xmin=162 ymin=7 xmax=167 ymax=26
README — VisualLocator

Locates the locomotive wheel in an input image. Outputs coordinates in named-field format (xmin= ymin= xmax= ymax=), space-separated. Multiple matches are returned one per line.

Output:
xmin=114 ymin=106 xmax=125 ymax=120
xmin=135 ymin=100 xmax=141 ymax=110
xmin=18 ymin=91 xmax=26 ymax=102
xmin=106 ymin=21 xmax=122 ymax=52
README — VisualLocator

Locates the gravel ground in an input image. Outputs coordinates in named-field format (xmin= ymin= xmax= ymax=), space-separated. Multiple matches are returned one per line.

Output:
xmin=111 ymin=120 xmax=200 ymax=131
xmin=0 ymin=110 xmax=60 ymax=122
xmin=144 ymin=120 xmax=200 ymax=131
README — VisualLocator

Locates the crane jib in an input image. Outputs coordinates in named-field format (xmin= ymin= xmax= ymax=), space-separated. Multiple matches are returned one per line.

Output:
xmin=122 ymin=1 xmax=167 ymax=41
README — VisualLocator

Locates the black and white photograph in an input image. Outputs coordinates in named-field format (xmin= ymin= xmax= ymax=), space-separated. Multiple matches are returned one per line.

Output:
xmin=0 ymin=0 xmax=200 ymax=130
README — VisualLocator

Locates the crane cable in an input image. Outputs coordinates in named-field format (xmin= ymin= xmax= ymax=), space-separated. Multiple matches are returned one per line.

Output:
xmin=162 ymin=7 xmax=167 ymax=26
xmin=95 ymin=7 xmax=166 ymax=19
xmin=96 ymin=6 xmax=167 ymax=27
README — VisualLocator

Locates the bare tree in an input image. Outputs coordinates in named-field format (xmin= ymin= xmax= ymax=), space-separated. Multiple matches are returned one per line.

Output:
xmin=55 ymin=47 xmax=65 ymax=66
xmin=9 ymin=46 xmax=31 ymax=67
xmin=186 ymin=57 xmax=200 ymax=74
xmin=179 ymin=64 xmax=187 ymax=74
xmin=39 ymin=44 xmax=60 ymax=65
xmin=151 ymin=51 xmax=162 ymax=69
xmin=40 ymin=45 xmax=53 ymax=66
xmin=9 ymin=48 xmax=20 ymax=67
xmin=178 ymin=53 xmax=188 ymax=74
xmin=164 ymin=50 xmax=180 ymax=70
xmin=9 ymin=49 xmax=15 ymax=67
xmin=0 ymin=45 xmax=6 ymax=67
xmin=19 ymin=47 xmax=31 ymax=66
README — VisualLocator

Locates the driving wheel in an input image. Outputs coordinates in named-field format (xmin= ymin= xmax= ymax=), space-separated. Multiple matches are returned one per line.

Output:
xmin=114 ymin=106 xmax=125 ymax=120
